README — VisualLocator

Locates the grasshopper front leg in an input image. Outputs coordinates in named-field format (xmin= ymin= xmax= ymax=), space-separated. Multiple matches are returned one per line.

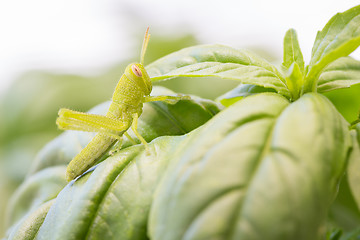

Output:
xmin=131 ymin=112 xmax=150 ymax=154
xmin=144 ymin=94 xmax=191 ymax=104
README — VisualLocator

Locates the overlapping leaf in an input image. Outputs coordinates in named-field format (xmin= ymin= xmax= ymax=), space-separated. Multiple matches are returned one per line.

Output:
xmin=34 ymin=136 xmax=183 ymax=240
xmin=149 ymin=93 xmax=352 ymax=240
xmin=146 ymin=44 xmax=290 ymax=98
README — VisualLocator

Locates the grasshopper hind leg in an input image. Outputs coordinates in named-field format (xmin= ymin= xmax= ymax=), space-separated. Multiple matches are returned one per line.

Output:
xmin=57 ymin=108 xmax=128 ymax=139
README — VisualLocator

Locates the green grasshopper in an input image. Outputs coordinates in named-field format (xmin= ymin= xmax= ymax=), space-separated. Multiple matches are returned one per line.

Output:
xmin=57 ymin=28 xmax=189 ymax=182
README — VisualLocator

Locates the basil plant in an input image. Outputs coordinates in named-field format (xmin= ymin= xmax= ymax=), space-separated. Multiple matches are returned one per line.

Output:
xmin=4 ymin=5 xmax=360 ymax=240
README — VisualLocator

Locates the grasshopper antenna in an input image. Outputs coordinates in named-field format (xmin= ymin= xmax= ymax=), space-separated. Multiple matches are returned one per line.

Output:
xmin=140 ymin=27 xmax=150 ymax=65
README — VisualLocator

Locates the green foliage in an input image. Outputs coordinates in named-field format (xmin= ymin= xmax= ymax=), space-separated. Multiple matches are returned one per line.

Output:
xmin=4 ymin=4 xmax=360 ymax=240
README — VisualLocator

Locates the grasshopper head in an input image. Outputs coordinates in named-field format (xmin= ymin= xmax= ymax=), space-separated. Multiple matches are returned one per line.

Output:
xmin=128 ymin=63 xmax=152 ymax=95
xmin=122 ymin=28 xmax=152 ymax=96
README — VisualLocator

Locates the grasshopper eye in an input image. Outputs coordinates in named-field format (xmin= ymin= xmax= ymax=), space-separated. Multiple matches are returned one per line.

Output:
xmin=131 ymin=64 xmax=143 ymax=77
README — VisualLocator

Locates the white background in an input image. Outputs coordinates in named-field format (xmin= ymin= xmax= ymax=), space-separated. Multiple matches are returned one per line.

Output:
xmin=0 ymin=0 xmax=359 ymax=93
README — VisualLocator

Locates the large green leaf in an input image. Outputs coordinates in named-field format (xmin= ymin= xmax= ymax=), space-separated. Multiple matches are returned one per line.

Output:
xmin=34 ymin=136 xmax=184 ymax=240
xmin=317 ymin=57 xmax=360 ymax=92
xmin=149 ymin=92 xmax=352 ymax=240
xmin=305 ymin=5 xmax=360 ymax=92
xmin=146 ymin=44 xmax=290 ymax=98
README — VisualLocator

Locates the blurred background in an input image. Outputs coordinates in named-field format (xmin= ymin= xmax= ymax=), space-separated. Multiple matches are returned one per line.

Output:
xmin=1 ymin=0 xmax=360 ymax=236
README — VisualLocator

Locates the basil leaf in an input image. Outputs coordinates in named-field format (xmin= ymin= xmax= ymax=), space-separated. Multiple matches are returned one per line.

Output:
xmin=149 ymin=92 xmax=352 ymax=240
xmin=307 ymin=5 xmax=360 ymax=83
xmin=282 ymin=28 xmax=305 ymax=73
xmin=34 ymin=136 xmax=183 ymax=240
xmin=147 ymin=44 xmax=290 ymax=98
xmin=318 ymin=57 xmax=360 ymax=92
